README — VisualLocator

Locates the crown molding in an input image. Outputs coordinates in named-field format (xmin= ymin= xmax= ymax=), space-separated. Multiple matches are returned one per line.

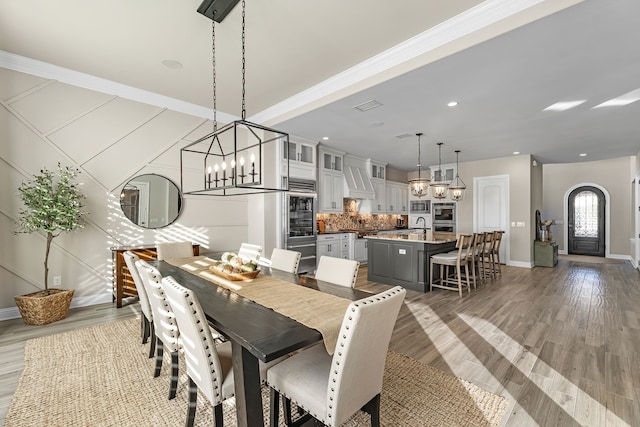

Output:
xmin=250 ymin=0 xmax=547 ymax=125
xmin=0 ymin=50 xmax=237 ymax=123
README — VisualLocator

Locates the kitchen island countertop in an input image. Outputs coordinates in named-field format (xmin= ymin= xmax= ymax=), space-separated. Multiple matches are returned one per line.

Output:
xmin=365 ymin=231 xmax=456 ymax=244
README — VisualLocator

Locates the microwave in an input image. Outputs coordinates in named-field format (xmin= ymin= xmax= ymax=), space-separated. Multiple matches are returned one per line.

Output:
xmin=410 ymin=200 xmax=431 ymax=214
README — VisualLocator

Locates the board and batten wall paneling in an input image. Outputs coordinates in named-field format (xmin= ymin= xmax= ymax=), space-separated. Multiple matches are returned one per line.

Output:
xmin=543 ymin=157 xmax=633 ymax=256
xmin=0 ymin=67 xmax=249 ymax=314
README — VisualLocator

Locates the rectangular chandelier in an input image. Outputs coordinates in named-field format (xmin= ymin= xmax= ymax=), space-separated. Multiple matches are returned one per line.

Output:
xmin=180 ymin=119 xmax=290 ymax=196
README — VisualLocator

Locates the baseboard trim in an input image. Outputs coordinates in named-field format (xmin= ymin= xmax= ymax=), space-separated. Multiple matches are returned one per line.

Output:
xmin=0 ymin=293 xmax=114 ymax=322
xmin=507 ymin=260 xmax=533 ymax=269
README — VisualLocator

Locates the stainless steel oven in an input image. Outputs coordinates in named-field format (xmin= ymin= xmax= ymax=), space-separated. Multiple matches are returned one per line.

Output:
xmin=432 ymin=202 xmax=456 ymax=233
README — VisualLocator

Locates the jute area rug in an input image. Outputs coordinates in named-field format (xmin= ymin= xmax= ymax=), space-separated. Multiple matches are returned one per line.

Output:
xmin=5 ymin=318 xmax=508 ymax=427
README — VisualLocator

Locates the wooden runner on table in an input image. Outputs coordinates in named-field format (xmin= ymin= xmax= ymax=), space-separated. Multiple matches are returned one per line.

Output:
xmin=164 ymin=256 xmax=350 ymax=355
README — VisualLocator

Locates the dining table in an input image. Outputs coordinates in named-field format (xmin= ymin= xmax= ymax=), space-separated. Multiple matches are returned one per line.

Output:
xmin=151 ymin=258 xmax=372 ymax=427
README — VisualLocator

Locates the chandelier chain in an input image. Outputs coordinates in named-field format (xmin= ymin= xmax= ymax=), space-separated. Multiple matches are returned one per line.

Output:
xmin=211 ymin=20 xmax=217 ymax=131
xmin=241 ymin=0 xmax=246 ymax=120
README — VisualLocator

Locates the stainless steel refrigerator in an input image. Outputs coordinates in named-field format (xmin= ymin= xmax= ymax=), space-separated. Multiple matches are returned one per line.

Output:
xmin=283 ymin=178 xmax=317 ymax=274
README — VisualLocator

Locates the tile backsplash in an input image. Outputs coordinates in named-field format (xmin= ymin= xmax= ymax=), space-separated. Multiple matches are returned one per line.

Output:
xmin=317 ymin=199 xmax=407 ymax=232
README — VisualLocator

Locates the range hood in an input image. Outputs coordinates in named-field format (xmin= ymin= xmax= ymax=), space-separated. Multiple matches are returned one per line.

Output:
xmin=343 ymin=166 xmax=375 ymax=199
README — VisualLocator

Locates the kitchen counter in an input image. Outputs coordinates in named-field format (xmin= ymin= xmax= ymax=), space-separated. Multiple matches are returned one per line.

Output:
xmin=366 ymin=231 xmax=456 ymax=244
xmin=366 ymin=232 xmax=457 ymax=292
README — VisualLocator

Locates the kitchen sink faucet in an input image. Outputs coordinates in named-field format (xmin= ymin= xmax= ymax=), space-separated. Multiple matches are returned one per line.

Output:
xmin=415 ymin=216 xmax=427 ymax=233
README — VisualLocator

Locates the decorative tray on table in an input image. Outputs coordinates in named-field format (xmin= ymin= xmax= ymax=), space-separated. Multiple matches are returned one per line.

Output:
xmin=208 ymin=252 xmax=260 ymax=281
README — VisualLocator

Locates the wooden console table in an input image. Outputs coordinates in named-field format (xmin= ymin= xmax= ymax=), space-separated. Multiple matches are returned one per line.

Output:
xmin=110 ymin=244 xmax=200 ymax=308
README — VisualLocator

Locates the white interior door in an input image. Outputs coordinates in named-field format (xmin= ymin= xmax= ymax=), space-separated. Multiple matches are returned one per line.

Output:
xmin=473 ymin=175 xmax=509 ymax=264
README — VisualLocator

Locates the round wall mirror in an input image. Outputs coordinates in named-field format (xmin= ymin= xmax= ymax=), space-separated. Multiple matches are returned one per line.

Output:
xmin=120 ymin=174 xmax=182 ymax=228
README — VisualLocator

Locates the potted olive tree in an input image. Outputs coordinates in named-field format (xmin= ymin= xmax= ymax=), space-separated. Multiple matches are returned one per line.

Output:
xmin=14 ymin=163 xmax=87 ymax=325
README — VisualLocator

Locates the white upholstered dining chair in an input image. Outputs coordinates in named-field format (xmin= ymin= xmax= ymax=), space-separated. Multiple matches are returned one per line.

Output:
xmin=161 ymin=275 xmax=284 ymax=427
xmin=156 ymin=241 xmax=193 ymax=260
xmin=314 ymin=256 xmax=359 ymax=288
xmin=269 ymin=248 xmax=301 ymax=274
xmin=123 ymin=251 xmax=155 ymax=359
xmin=161 ymin=275 xmax=234 ymax=426
xmin=238 ymin=242 xmax=263 ymax=262
xmin=135 ymin=259 xmax=181 ymax=400
xmin=267 ymin=286 xmax=406 ymax=427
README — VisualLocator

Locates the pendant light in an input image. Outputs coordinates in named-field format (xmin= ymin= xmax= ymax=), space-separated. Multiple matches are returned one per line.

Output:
xmin=408 ymin=133 xmax=430 ymax=198
xmin=430 ymin=142 xmax=449 ymax=199
xmin=180 ymin=0 xmax=289 ymax=196
xmin=448 ymin=150 xmax=467 ymax=201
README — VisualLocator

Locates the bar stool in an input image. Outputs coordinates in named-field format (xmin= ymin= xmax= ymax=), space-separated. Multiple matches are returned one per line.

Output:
xmin=430 ymin=234 xmax=474 ymax=297
xmin=491 ymin=231 xmax=505 ymax=276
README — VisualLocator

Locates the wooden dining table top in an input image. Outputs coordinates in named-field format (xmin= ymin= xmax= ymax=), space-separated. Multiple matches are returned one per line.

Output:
xmin=151 ymin=259 xmax=372 ymax=362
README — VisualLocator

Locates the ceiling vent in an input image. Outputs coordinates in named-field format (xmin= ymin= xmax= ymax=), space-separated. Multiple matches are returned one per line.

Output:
xmin=353 ymin=100 xmax=383 ymax=112
xmin=394 ymin=133 xmax=414 ymax=139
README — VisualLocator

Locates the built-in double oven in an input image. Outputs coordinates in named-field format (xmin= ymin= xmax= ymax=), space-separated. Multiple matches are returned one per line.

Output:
xmin=432 ymin=202 xmax=456 ymax=232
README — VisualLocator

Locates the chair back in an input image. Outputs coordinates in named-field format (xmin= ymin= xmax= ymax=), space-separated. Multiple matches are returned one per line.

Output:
xmin=161 ymin=276 xmax=232 ymax=405
xmin=483 ymin=231 xmax=495 ymax=254
xmin=315 ymin=256 xmax=359 ymax=288
xmin=473 ymin=232 xmax=485 ymax=257
xmin=492 ymin=230 xmax=504 ymax=253
xmin=135 ymin=260 xmax=179 ymax=353
xmin=269 ymin=248 xmax=301 ymax=274
xmin=456 ymin=234 xmax=474 ymax=261
xmin=327 ymin=286 xmax=406 ymax=425
xmin=123 ymin=251 xmax=152 ymax=322
xmin=238 ymin=243 xmax=263 ymax=262
xmin=156 ymin=241 xmax=193 ymax=260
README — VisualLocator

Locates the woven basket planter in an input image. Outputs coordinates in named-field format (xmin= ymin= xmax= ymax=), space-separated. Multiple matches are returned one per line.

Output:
xmin=14 ymin=288 xmax=74 ymax=325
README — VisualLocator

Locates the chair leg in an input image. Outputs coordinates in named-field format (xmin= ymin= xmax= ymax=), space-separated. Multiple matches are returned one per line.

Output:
xmin=148 ymin=321 xmax=156 ymax=359
xmin=282 ymin=396 xmax=293 ymax=426
xmin=169 ymin=351 xmax=179 ymax=400
xmin=429 ymin=260 xmax=433 ymax=292
xmin=213 ymin=403 xmax=223 ymax=427
xmin=141 ymin=316 xmax=147 ymax=344
xmin=456 ymin=264 xmax=462 ymax=297
xmin=362 ymin=394 xmax=381 ymax=427
xmin=186 ymin=377 xmax=197 ymax=427
xmin=270 ymin=388 xmax=280 ymax=427
xmin=154 ymin=337 xmax=163 ymax=377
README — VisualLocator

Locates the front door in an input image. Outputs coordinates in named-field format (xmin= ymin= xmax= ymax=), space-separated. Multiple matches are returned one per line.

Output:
xmin=568 ymin=186 xmax=605 ymax=256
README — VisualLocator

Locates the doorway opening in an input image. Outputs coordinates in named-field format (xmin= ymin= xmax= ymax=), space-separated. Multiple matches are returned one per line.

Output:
xmin=567 ymin=185 xmax=605 ymax=257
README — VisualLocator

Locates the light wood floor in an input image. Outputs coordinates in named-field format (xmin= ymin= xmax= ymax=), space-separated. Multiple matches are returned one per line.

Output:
xmin=1 ymin=258 xmax=639 ymax=426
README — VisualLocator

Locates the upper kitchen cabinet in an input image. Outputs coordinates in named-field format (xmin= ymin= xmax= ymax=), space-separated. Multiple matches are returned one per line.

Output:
xmin=358 ymin=158 xmax=387 ymax=214
xmin=386 ymin=181 xmax=409 ymax=214
xmin=282 ymin=136 xmax=317 ymax=180
xmin=318 ymin=147 xmax=345 ymax=213
xmin=370 ymin=160 xmax=385 ymax=180
xmin=430 ymin=163 xmax=455 ymax=183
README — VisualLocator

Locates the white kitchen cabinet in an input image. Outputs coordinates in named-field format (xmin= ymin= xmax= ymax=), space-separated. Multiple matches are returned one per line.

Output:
xmin=370 ymin=161 xmax=385 ymax=180
xmin=431 ymin=163 xmax=456 ymax=183
xmin=386 ymin=181 xmax=408 ymax=213
xmin=281 ymin=137 xmax=317 ymax=180
xmin=357 ymin=179 xmax=386 ymax=214
xmin=317 ymin=233 xmax=351 ymax=264
xmin=354 ymin=239 xmax=367 ymax=263
xmin=319 ymin=171 xmax=344 ymax=213
xmin=318 ymin=147 xmax=345 ymax=213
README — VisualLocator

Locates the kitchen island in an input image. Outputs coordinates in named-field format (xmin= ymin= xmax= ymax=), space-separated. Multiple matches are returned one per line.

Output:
xmin=366 ymin=232 xmax=457 ymax=293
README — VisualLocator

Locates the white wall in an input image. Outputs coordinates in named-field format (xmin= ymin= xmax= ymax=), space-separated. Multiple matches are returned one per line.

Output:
xmin=542 ymin=157 xmax=634 ymax=258
xmin=0 ymin=67 xmax=249 ymax=315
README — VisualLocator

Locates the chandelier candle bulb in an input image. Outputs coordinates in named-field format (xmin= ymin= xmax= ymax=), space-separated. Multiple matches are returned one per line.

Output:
xmin=231 ymin=159 xmax=236 ymax=184
xmin=214 ymin=164 xmax=219 ymax=187
xmin=207 ymin=166 xmax=212 ymax=188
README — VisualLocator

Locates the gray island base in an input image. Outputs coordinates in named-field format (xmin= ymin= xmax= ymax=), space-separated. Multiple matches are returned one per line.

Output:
xmin=366 ymin=232 xmax=457 ymax=293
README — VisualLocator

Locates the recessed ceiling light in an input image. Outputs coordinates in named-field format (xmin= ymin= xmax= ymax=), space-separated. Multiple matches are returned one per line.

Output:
xmin=592 ymin=88 xmax=640 ymax=108
xmin=447 ymin=101 xmax=458 ymax=107
xmin=543 ymin=100 xmax=585 ymax=111
xmin=322 ymin=137 xmax=329 ymax=140
xmin=579 ymin=153 xmax=587 ymax=157
xmin=161 ymin=59 xmax=183 ymax=70
xmin=513 ymin=151 xmax=520 ymax=155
